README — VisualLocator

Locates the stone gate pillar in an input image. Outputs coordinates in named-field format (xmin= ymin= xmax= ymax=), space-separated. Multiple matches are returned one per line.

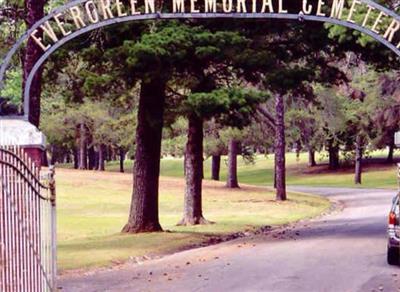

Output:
xmin=0 ymin=119 xmax=46 ymax=168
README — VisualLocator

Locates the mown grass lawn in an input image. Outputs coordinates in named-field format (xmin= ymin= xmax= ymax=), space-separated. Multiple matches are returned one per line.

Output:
xmin=57 ymin=168 xmax=329 ymax=272
xmin=106 ymin=150 xmax=400 ymax=189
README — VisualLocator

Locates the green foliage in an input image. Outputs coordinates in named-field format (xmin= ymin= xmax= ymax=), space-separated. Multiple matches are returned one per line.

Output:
xmin=204 ymin=135 xmax=227 ymax=156
xmin=162 ymin=117 xmax=187 ymax=157
xmin=325 ymin=4 xmax=400 ymax=66
xmin=263 ymin=66 xmax=316 ymax=94
xmin=162 ymin=135 xmax=186 ymax=157
xmin=0 ymin=68 xmax=21 ymax=104
xmin=187 ymin=87 xmax=267 ymax=128
xmin=326 ymin=4 xmax=396 ymax=49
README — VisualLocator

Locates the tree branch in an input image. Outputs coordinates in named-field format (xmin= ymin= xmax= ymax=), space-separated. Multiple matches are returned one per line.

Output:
xmin=257 ymin=104 xmax=276 ymax=128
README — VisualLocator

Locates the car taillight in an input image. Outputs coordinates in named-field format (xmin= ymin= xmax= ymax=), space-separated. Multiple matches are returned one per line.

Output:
xmin=389 ymin=212 xmax=397 ymax=225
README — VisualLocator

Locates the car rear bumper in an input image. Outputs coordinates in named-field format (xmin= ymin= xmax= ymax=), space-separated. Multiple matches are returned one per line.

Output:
xmin=388 ymin=227 xmax=400 ymax=247
xmin=389 ymin=237 xmax=400 ymax=247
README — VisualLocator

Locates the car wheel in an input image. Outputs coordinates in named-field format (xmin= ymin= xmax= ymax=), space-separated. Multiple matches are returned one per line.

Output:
xmin=387 ymin=246 xmax=399 ymax=265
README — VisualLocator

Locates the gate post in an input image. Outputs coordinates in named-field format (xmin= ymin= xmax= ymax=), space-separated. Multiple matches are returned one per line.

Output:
xmin=49 ymin=165 xmax=57 ymax=291
xmin=0 ymin=119 xmax=46 ymax=167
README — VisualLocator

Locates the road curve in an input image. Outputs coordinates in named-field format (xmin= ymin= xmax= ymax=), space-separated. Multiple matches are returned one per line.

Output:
xmin=60 ymin=187 xmax=400 ymax=292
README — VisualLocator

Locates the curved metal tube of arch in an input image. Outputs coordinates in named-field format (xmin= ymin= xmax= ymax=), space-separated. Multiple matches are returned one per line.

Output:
xmin=1 ymin=0 xmax=399 ymax=91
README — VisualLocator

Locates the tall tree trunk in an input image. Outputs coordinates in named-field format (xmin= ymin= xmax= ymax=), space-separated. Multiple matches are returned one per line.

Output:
xmin=78 ymin=123 xmax=88 ymax=170
xmin=275 ymin=93 xmax=286 ymax=201
xmin=295 ymin=140 xmax=301 ymax=162
xmin=308 ymin=147 xmax=316 ymax=167
xmin=88 ymin=145 xmax=96 ymax=170
xmin=122 ymin=77 xmax=165 ymax=233
xmin=201 ymin=157 xmax=204 ymax=179
xmin=73 ymin=147 xmax=79 ymax=169
xmin=354 ymin=135 xmax=363 ymax=184
xmin=41 ymin=148 xmax=49 ymax=167
xmin=94 ymin=148 xmax=99 ymax=170
xmin=119 ymin=148 xmax=125 ymax=173
xmin=178 ymin=114 xmax=209 ymax=225
xmin=106 ymin=146 xmax=111 ymax=161
xmin=98 ymin=144 xmax=105 ymax=171
xmin=109 ymin=147 xmax=113 ymax=161
xmin=226 ymin=139 xmax=240 ymax=188
xmin=183 ymin=151 xmax=187 ymax=176
xmin=211 ymin=155 xmax=221 ymax=181
xmin=328 ymin=140 xmax=340 ymax=170
xmin=110 ymin=146 xmax=116 ymax=161
xmin=50 ymin=145 xmax=57 ymax=165
xmin=24 ymin=0 xmax=45 ymax=127
xmin=179 ymin=76 xmax=214 ymax=225
xmin=387 ymin=135 xmax=395 ymax=163
xmin=66 ymin=153 xmax=71 ymax=164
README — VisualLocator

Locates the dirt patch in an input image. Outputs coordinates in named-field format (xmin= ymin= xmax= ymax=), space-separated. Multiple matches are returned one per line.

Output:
xmin=54 ymin=168 xmax=272 ymax=195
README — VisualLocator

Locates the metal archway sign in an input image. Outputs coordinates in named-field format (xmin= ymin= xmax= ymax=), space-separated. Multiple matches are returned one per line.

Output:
xmin=0 ymin=0 xmax=400 ymax=120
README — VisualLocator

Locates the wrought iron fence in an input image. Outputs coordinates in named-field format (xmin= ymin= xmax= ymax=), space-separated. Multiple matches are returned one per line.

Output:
xmin=0 ymin=145 xmax=56 ymax=292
